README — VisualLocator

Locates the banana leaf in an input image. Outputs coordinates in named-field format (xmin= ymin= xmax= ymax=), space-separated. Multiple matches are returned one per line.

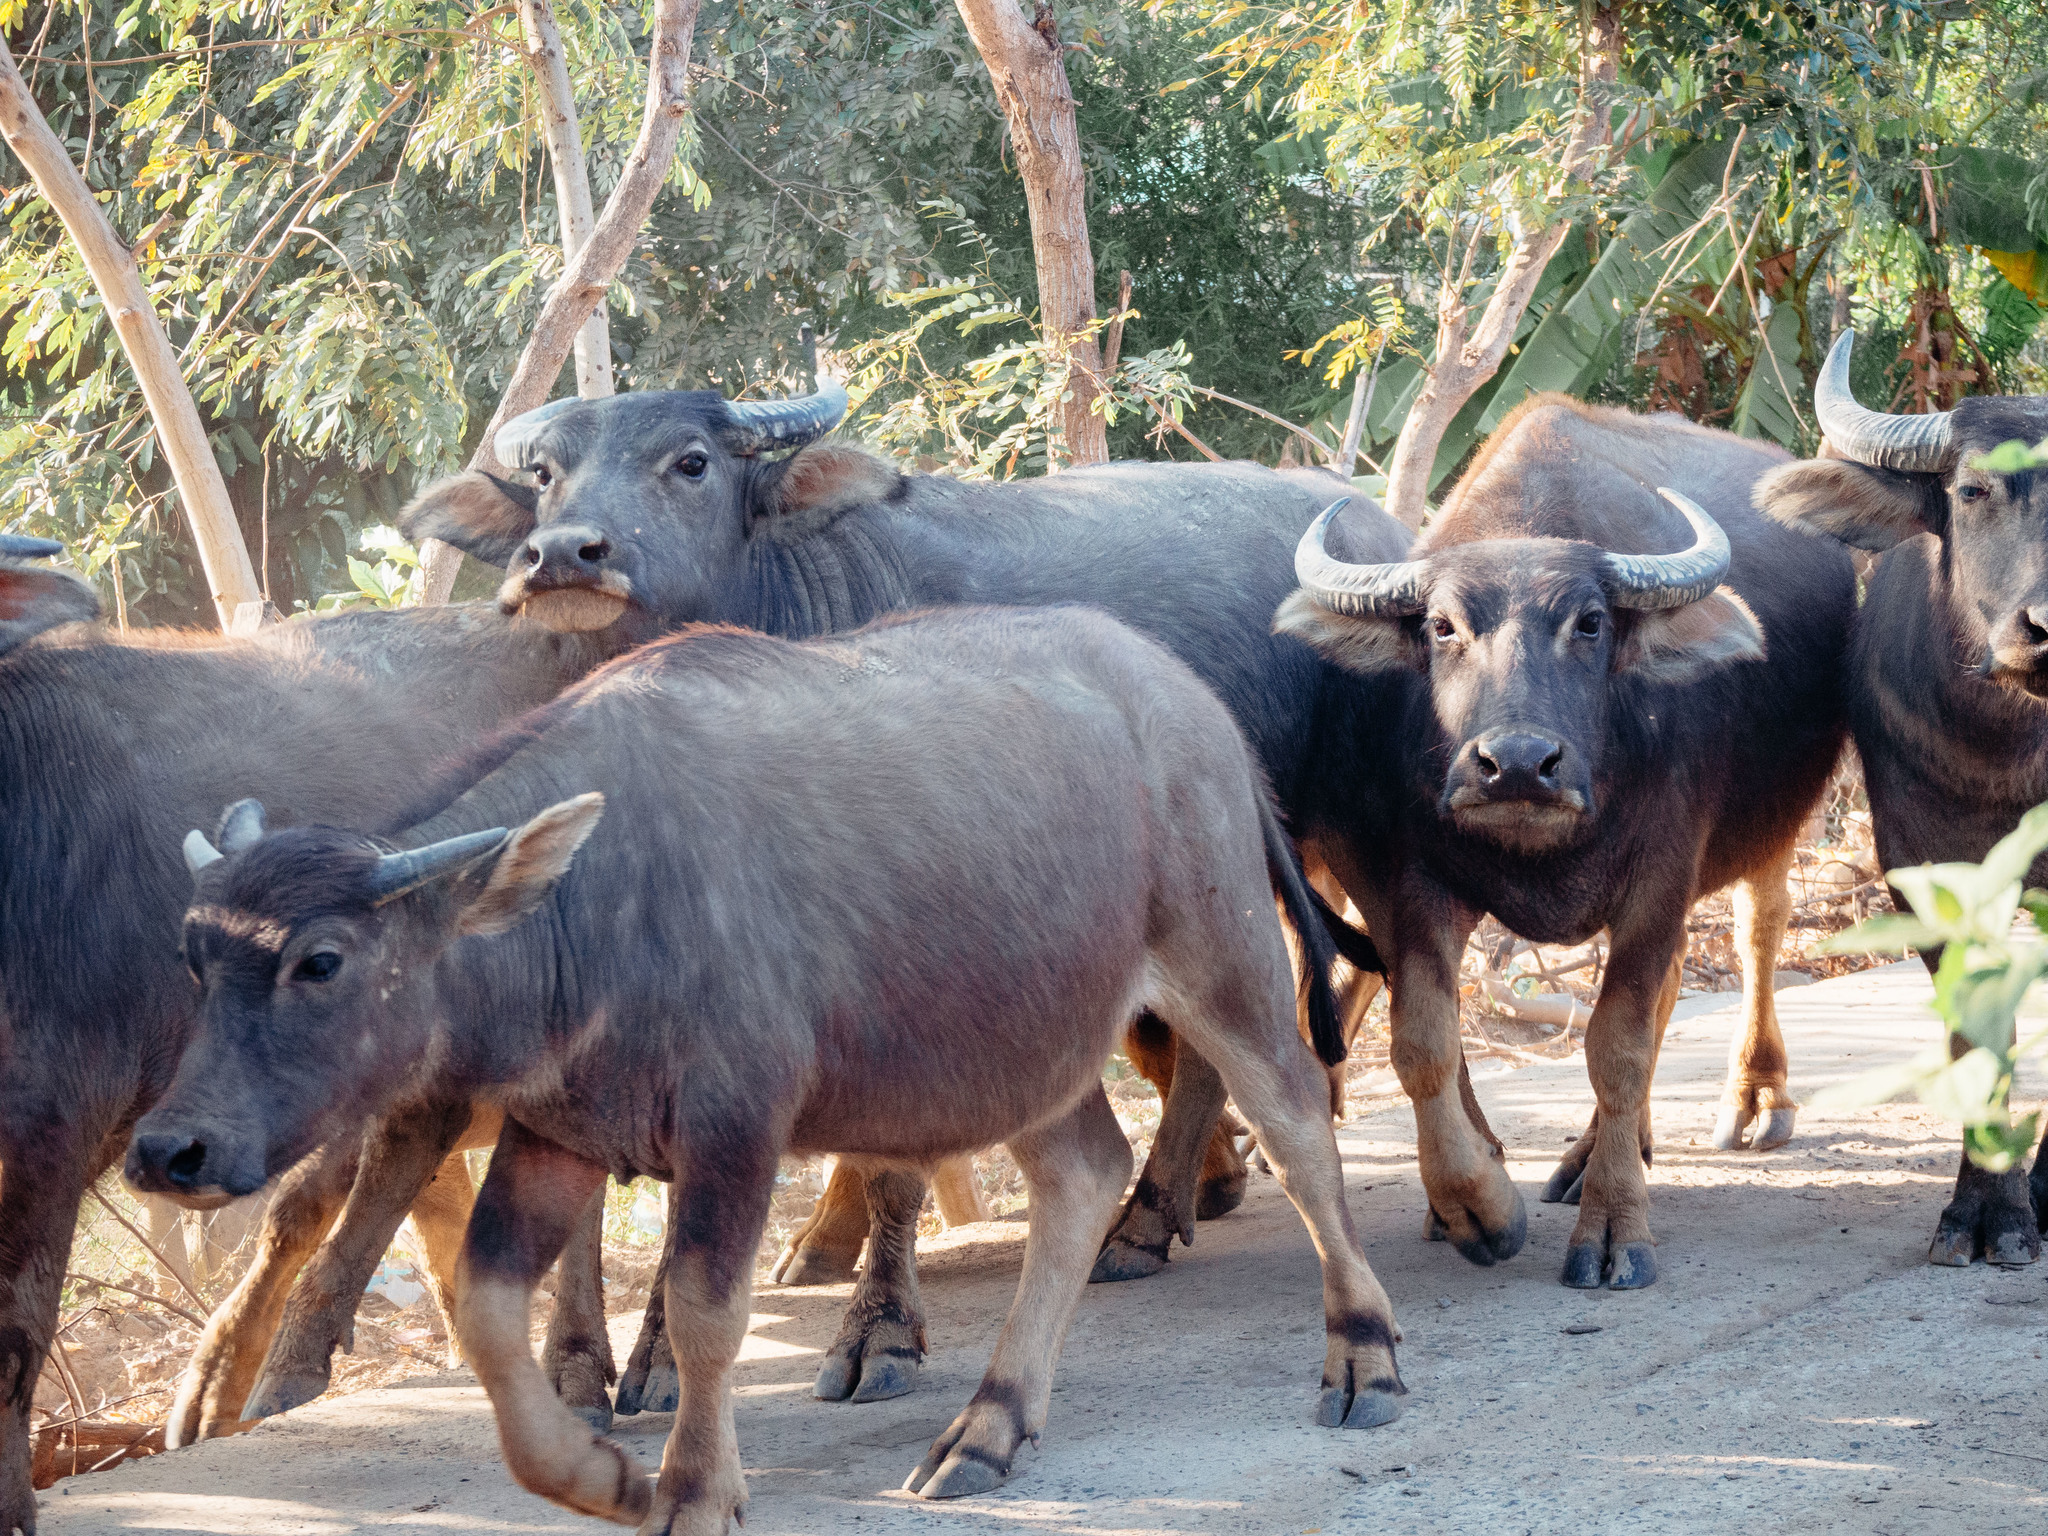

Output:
xmin=1731 ymin=300 xmax=1805 ymax=448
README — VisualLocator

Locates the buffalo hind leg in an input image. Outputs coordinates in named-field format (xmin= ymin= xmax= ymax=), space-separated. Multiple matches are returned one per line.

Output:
xmin=454 ymin=1119 xmax=650 ymax=1525
xmin=1712 ymin=840 xmax=1799 ymax=1151
xmin=1126 ymin=1012 xmax=1247 ymax=1222
xmin=539 ymin=1186 xmax=616 ymax=1431
xmin=908 ymin=1085 xmax=1132 ymax=1498
xmin=1159 ymin=934 xmax=1405 ymax=1429
xmin=0 ymin=1130 xmax=95 ymax=1536
xmin=167 ymin=1139 xmax=357 ymax=1445
xmin=1092 ymin=1041 xmax=1230 ymax=1282
xmin=615 ymin=1182 xmax=679 ymax=1417
xmin=770 ymin=1158 xmax=871 ymax=1286
xmin=245 ymin=1099 xmax=473 ymax=1420
xmin=813 ymin=1165 xmax=928 ymax=1403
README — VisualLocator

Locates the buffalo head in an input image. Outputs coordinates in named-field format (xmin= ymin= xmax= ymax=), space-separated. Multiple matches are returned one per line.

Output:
xmin=0 ymin=533 xmax=99 ymax=656
xmin=1277 ymin=492 xmax=1763 ymax=854
xmin=1760 ymin=330 xmax=2048 ymax=696
xmin=399 ymin=383 xmax=900 ymax=642
xmin=126 ymin=795 xmax=603 ymax=1205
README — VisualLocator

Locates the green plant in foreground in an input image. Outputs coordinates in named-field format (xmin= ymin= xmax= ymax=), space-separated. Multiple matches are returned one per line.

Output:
xmin=1816 ymin=804 xmax=2048 ymax=1170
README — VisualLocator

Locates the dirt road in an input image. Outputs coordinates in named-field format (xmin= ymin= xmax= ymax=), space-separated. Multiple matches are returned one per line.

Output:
xmin=38 ymin=962 xmax=2048 ymax=1535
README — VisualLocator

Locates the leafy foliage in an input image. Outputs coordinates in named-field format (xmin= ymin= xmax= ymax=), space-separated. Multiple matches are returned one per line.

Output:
xmin=1818 ymin=803 xmax=2048 ymax=1172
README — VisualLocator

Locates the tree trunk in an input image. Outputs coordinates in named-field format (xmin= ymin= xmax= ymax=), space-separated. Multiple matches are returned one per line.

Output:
xmin=419 ymin=0 xmax=700 ymax=602
xmin=1381 ymin=6 xmax=1621 ymax=528
xmin=519 ymin=0 xmax=614 ymax=400
xmin=953 ymin=0 xmax=1107 ymax=469
xmin=0 ymin=36 xmax=261 ymax=629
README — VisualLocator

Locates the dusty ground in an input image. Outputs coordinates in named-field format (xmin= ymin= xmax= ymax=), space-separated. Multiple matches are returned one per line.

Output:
xmin=32 ymin=960 xmax=2048 ymax=1535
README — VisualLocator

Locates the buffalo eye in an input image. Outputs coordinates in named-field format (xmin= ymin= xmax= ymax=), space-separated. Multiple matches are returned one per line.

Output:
xmin=1575 ymin=611 xmax=1603 ymax=639
xmin=673 ymin=452 xmax=709 ymax=480
xmin=1430 ymin=616 xmax=1456 ymax=641
xmin=529 ymin=465 xmax=553 ymax=489
xmin=294 ymin=950 xmax=343 ymax=983
xmin=1955 ymin=482 xmax=1988 ymax=504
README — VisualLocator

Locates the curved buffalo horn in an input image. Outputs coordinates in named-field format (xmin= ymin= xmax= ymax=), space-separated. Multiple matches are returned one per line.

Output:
xmin=368 ymin=827 xmax=509 ymax=903
xmin=716 ymin=380 xmax=849 ymax=456
xmin=0 ymin=533 xmax=64 ymax=559
xmin=495 ymin=398 xmax=583 ymax=469
xmin=1292 ymin=497 xmax=1431 ymax=618
xmin=1812 ymin=330 xmax=1955 ymax=473
xmin=217 ymin=798 xmax=267 ymax=855
xmin=183 ymin=830 xmax=223 ymax=877
xmin=1602 ymin=490 xmax=1734 ymax=610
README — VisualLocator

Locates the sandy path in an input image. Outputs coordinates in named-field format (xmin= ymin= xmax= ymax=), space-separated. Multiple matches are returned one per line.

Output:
xmin=37 ymin=961 xmax=2048 ymax=1535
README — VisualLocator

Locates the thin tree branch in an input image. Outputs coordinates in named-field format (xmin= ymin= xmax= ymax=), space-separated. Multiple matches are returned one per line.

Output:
xmin=87 ymin=1189 xmax=208 ymax=1312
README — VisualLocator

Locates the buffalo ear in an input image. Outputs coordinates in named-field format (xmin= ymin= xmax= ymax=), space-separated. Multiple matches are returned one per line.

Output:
xmin=751 ymin=445 xmax=904 ymax=541
xmin=399 ymin=471 xmax=540 ymax=568
xmin=1614 ymin=587 xmax=1765 ymax=685
xmin=0 ymin=565 xmax=99 ymax=657
xmin=452 ymin=793 xmax=605 ymax=938
xmin=1754 ymin=457 xmax=1929 ymax=552
xmin=1272 ymin=590 xmax=1423 ymax=675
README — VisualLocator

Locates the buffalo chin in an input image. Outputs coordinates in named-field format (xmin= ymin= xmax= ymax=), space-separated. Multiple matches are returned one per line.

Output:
xmin=1448 ymin=798 xmax=1586 ymax=854
xmin=508 ymin=586 xmax=630 ymax=633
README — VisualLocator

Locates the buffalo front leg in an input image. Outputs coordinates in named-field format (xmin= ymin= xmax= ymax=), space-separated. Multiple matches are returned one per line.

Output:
xmin=244 ymin=1098 xmax=473 ymax=1422
xmin=1374 ymin=882 xmax=1525 ymax=1265
xmin=0 ymin=1133 xmax=93 ymax=1536
xmin=1712 ymin=840 xmax=1800 ymax=1151
xmin=1542 ymin=950 xmax=1681 ymax=1210
xmin=813 ymin=1165 xmax=928 ymax=1403
xmin=1092 ymin=1037 xmax=1229 ymax=1283
xmin=770 ymin=1158 xmax=872 ymax=1286
xmin=540 ymin=1185 xmax=617 ymax=1432
xmin=908 ymin=1086 xmax=1133 ymax=1499
xmin=455 ymin=1118 xmax=650 ymax=1525
xmin=167 ymin=1139 xmax=357 ymax=1445
xmin=640 ymin=1126 xmax=781 ymax=1536
xmin=1560 ymin=925 xmax=1686 ymax=1291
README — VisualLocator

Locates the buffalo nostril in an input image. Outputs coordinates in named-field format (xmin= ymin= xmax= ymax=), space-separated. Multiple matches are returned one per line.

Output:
xmin=166 ymin=1140 xmax=207 ymax=1190
xmin=2024 ymin=609 xmax=2048 ymax=645
xmin=577 ymin=539 xmax=610 ymax=565
xmin=1539 ymin=748 xmax=1563 ymax=781
xmin=1475 ymin=750 xmax=1500 ymax=780
xmin=525 ymin=545 xmax=542 ymax=567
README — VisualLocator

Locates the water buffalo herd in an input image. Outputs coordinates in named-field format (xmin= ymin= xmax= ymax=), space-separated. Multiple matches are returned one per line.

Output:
xmin=2 ymin=331 xmax=2044 ymax=1533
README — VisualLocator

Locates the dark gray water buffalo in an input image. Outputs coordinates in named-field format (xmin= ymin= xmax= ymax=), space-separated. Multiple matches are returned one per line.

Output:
xmin=130 ymin=606 xmax=1405 ymax=1531
xmin=1275 ymin=397 xmax=1855 ymax=1289
xmin=1758 ymin=330 xmax=2048 ymax=1266
xmin=386 ymin=385 xmax=1416 ymax=1402
xmin=0 ymin=543 xmax=647 ymax=1533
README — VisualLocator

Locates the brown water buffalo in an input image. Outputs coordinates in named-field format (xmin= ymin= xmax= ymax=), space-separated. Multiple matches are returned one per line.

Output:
xmin=131 ymin=606 xmax=1405 ymax=1531
xmin=1274 ymin=398 xmax=1855 ymax=1288
xmin=1758 ymin=329 xmax=2048 ymax=1266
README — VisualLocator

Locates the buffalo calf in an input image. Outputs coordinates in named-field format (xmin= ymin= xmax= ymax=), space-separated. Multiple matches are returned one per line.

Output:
xmin=131 ymin=607 xmax=1403 ymax=1530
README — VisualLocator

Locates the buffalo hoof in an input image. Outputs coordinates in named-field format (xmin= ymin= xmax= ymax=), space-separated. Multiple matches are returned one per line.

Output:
xmin=773 ymin=1243 xmax=861 ymax=1287
xmin=909 ymin=1451 xmax=1008 ymax=1501
xmin=1929 ymin=1180 xmax=2041 ymax=1268
xmin=1753 ymin=1107 xmax=1798 ymax=1151
xmin=1196 ymin=1170 xmax=1247 ymax=1221
xmin=1561 ymin=1242 xmax=1605 ymax=1290
xmin=623 ymin=1358 xmax=680 ymax=1416
xmin=1709 ymin=1106 xmax=1747 ymax=1152
xmin=1928 ymin=1224 xmax=1977 ymax=1267
xmin=1607 ymin=1242 xmax=1658 ymax=1290
xmin=242 ymin=1366 xmax=331 ymax=1422
xmin=813 ymin=1309 xmax=924 ymax=1404
xmin=1315 ymin=1383 xmax=1404 ymax=1429
xmin=1089 ymin=1237 xmax=1169 ymax=1284
xmin=1542 ymin=1161 xmax=1587 ymax=1205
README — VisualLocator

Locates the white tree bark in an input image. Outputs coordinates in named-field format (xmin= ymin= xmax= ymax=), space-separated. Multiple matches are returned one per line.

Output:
xmin=0 ymin=36 xmax=261 ymax=628
xmin=420 ymin=0 xmax=700 ymax=602
xmin=519 ymin=0 xmax=613 ymax=399
xmin=953 ymin=0 xmax=1107 ymax=469
xmin=1380 ymin=6 xmax=1621 ymax=528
